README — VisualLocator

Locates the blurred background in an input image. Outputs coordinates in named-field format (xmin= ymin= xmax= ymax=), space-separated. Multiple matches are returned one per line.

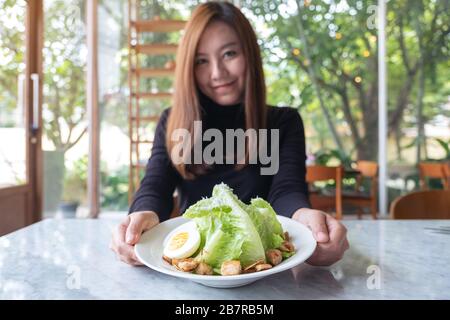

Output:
xmin=0 ymin=0 xmax=448 ymax=229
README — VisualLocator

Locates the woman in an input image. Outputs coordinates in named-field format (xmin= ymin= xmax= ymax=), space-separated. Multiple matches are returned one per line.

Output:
xmin=111 ymin=1 xmax=349 ymax=267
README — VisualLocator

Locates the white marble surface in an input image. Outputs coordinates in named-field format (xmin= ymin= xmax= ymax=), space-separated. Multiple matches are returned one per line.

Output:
xmin=0 ymin=218 xmax=449 ymax=299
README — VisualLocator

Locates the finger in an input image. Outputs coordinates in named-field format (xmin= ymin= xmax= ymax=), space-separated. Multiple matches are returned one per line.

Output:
xmin=307 ymin=212 xmax=330 ymax=243
xmin=120 ymin=252 xmax=143 ymax=266
xmin=126 ymin=213 xmax=152 ymax=245
xmin=113 ymin=243 xmax=142 ymax=266
xmin=130 ymin=247 xmax=141 ymax=263
xmin=116 ymin=242 xmax=141 ymax=263
xmin=127 ymin=248 xmax=143 ymax=266
xmin=110 ymin=225 xmax=126 ymax=252
xmin=305 ymin=246 xmax=330 ymax=267
xmin=326 ymin=215 xmax=347 ymax=245
xmin=120 ymin=254 xmax=142 ymax=266
xmin=117 ymin=216 xmax=131 ymax=243
xmin=132 ymin=257 xmax=144 ymax=266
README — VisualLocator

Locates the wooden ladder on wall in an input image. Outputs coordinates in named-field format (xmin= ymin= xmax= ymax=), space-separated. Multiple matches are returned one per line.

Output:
xmin=127 ymin=0 xmax=186 ymax=203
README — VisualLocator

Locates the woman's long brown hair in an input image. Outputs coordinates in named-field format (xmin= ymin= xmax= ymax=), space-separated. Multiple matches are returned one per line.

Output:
xmin=166 ymin=1 xmax=267 ymax=179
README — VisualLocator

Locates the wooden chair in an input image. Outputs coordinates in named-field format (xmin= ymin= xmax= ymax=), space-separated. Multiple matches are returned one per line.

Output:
xmin=306 ymin=165 xmax=343 ymax=220
xmin=443 ymin=163 xmax=450 ymax=190
xmin=419 ymin=162 xmax=449 ymax=190
xmin=343 ymin=160 xmax=378 ymax=220
xmin=390 ymin=190 xmax=450 ymax=219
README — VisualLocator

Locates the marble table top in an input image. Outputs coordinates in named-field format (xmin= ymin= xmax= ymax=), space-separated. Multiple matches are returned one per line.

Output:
xmin=0 ymin=218 xmax=449 ymax=299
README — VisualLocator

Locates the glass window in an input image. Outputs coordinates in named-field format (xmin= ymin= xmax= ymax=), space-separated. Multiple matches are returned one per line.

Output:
xmin=0 ymin=0 xmax=27 ymax=188
xmin=42 ymin=0 xmax=88 ymax=218
xmin=387 ymin=0 xmax=450 ymax=202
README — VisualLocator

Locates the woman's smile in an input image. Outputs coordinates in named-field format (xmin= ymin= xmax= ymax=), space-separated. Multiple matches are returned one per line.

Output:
xmin=212 ymin=80 xmax=236 ymax=92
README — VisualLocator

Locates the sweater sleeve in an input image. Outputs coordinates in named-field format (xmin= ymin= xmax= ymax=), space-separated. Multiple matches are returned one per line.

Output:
xmin=267 ymin=107 xmax=311 ymax=217
xmin=128 ymin=108 xmax=181 ymax=221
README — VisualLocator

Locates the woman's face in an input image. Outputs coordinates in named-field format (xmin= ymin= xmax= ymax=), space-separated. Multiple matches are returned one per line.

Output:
xmin=194 ymin=21 xmax=246 ymax=106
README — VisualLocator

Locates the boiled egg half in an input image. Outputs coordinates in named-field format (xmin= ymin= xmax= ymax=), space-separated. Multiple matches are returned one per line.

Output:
xmin=163 ymin=221 xmax=201 ymax=259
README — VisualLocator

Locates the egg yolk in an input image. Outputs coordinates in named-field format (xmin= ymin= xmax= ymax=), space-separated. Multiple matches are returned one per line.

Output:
xmin=169 ymin=232 xmax=189 ymax=250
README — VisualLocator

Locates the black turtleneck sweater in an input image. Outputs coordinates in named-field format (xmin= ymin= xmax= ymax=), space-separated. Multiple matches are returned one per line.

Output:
xmin=129 ymin=93 xmax=310 ymax=221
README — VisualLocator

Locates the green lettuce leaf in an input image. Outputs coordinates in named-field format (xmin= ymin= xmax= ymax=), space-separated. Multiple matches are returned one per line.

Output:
xmin=183 ymin=183 xmax=266 ymax=270
xmin=246 ymin=198 xmax=285 ymax=251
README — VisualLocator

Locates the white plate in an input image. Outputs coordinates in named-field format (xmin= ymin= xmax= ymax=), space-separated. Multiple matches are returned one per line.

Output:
xmin=135 ymin=216 xmax=317 ymax=288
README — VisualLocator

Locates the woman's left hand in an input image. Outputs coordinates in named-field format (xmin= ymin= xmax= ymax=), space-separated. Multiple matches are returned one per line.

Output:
xmin=292 ymin=208 xmax=349 ymax=266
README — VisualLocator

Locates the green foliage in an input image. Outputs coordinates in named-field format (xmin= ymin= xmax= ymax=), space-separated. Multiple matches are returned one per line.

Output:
xmin=432 ymin=138 xmax=450 ymax=161
xmin=243 ymin=0 xmax=449 ymax=161
xmin=402 ymin=137 xmax=450 ymax=161
xmin=0 ymin=0 xmax=87 ymax=152
xmin=100 ymin=165 xmax=129 ymax=211
xmin=62 ymin=158 xmax=131 ymax=210
xmin=62 ymin=155 xmax=88 ymax=203
xmin=42 ymin=0 xmax=87 ymax=152
xmin=314 ymin=148 xmax=353 ymax=169
xmin=0 ymin=0 xmax=26 ymax=125
xmin=311 ymin=148 xmax=358 ymax=191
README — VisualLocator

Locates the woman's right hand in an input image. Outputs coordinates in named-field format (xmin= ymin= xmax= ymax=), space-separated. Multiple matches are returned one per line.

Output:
xmin=110 ymin=211 xmax=159 ymax=266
